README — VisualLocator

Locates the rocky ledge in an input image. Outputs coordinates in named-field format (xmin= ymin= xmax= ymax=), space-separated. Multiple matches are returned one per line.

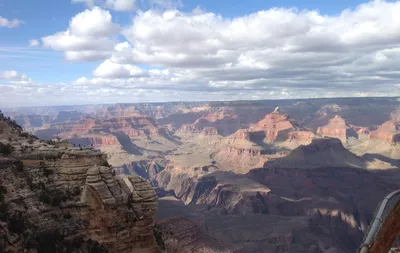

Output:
xmin=0 ymin=113 xmax=160 ymax=253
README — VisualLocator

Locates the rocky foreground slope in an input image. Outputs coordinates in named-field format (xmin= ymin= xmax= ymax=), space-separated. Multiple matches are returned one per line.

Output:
xmin=0 ymin=113 xmax=160 ymax=252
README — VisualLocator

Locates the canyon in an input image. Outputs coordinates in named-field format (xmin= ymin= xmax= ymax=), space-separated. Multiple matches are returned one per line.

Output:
xmin=1 ymin=97 xmax=400 ymax=253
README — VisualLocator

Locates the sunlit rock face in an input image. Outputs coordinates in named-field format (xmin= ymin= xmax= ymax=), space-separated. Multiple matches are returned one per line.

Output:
xmin=317 ymin=115 xmax=356 ymax=143
xmin=369 ymin=120 xmax=400 ymax=144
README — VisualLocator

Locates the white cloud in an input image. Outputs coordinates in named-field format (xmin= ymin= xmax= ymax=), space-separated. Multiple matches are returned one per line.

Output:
xmin=72 ymin=0 xmax=136 ymax=11
xmin=105 ymin=1 xmax=400 ymax=96
xmin=0 ymin=70 xmax=29 ymax=81
xmin=42 ymin=7 xmax=120 ymax=61
xmin=92 ymin=59 xmax=147 ymax=78
xmin=4 ymin=1 xmax=400 ymax=106
xmin=0 ymin=16 xmax=23 ymax=28
xmin=106 ymin=0 xmax=136 ymax=11
xmin=119 ymin=2 xmax=400 ymax=69
xmin=29 ymin=39 xmax=40 ymax=47
xmin=69 ymin=7 xmax=120 ymax=37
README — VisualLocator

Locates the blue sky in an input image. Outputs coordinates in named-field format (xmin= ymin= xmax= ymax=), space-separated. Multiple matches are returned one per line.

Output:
xmin=0 ymin=0 xmax=399 ymax=106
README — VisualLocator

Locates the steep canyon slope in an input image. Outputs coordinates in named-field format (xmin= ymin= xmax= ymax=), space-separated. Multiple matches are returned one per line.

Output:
xmin=0 ymin=113 xmax=160 ymax=252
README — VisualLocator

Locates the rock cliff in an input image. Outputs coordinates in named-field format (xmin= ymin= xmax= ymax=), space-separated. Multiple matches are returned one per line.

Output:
xmin=155 ymin=217 xmax=237 ymax=253
xmin=176 ymin=112 xmax=240 ymax=136
xmin=265 ymin=138 xmax=367 ymax=169
xmin=369 ymin=120 xmax=400 ymax=144
xmin=154 ymin=166 xmax=287 ymax=215
xmin=0 ymin=112 xmax=159 ymax=253
xmin=201 ymin=127 xmax=219 ymax=136
xmin=317 ymin=115 xmax=356 ymax=143
xmin=249 ymin=107 xmax=314 ymax=143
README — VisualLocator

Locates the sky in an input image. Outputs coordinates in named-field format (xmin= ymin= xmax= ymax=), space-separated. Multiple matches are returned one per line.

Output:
xmin=0 ymin=0 xmax=400 ymax=107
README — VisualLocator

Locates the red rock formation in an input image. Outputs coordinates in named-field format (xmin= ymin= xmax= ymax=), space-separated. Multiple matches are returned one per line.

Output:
xmin=176 ymin=124 xmax=201 ymax=134
xmin=87 ymin=135 xmax=120 ymax=146
xmin=286 ymin=131 xmax=315 ymax=144
xmin=230 ymin=129 xmax=251 ymax=140
xmin=59 ymin=113 xmax=164 ymax=140
xmin=67 ymin=135 xmax=120 ymax=147
xmin=369 ymin=120 xmax=400 ymax=144
xmin=177 ymin=112 xmax=240 ymax=136
xmin=102 ymin=104 xmax=144 ymax=118
xmin=153 ymin=109 xmax=165 ymax=119
xmin=356 ymin=127 xmax=370 ymax=136
xmin=355 ymin=127 xmax=370 ymax=141
xmin=213 ymin=146 xmax=268 ymax=173
xmin=107 ymin=115 xmax=161 ymax=137
xmin=221 ymin=146 xmax=264 ymax=156
xmin=317 ymin=115 xmax=354 ymax=143
xmin=249 ymin=107 xmax=313 ymax=143
xmin=201 ymin=127 xmax=218 ymax=136
xmin=70 ymin=119 xmax=96 ymax=134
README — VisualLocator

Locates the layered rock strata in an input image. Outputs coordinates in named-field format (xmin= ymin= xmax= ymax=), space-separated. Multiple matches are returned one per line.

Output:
xmin=0 ymin=115 xmax=159 ymax=253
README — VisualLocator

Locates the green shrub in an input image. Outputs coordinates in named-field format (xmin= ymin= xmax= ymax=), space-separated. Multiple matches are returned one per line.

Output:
xmin=26 ymin=229 xmax=109 ymax=253
xmin=34 ymin=230 xmax=64 ymax=253
xmin=12 ymin=160 xmax=24 ymax=172
xmin=39 ymin=187 xmax=73 ymax=207
xmin=85 ymin=239 xmax=109 ymax=253
xmin=0 ymin=142 xmax=14 ymax=155
xmin=101 ymin=160 xmax=111 ymax=167
xmin=63 ymin=212 xmax=72 ymax=219
xmin=20 ymin=132 xmax=30 ymax=138
xmin=43 ymin=168 xmax=53 ymax=177
xmin=46 ymin=140 xmax=55 ymax=145
xmin=153 ymin=225 xmax=166 ymax=251
xmin=39 ymin=162 xmax=53 ymax=177
xmin=7 ymin=211 xmax=26 ymax=234
xmin=0 ymin=185 xmax=6 ymax=202
xmin=0 ymin=185 xmax=8 ymax=222
xmin=66 ymin=186 xmax=81 ymax=198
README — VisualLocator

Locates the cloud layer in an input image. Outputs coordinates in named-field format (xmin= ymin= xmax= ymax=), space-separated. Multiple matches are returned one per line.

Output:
xmin=2 ymin=0 xmax=400 ymax=106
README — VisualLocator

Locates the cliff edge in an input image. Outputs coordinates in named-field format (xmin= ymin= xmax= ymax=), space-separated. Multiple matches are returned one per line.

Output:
xmin=0 ymin=111 xmax=159 ymax=252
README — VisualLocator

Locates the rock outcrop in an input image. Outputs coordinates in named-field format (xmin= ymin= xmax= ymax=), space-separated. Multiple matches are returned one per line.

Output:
xmin=249 ymin=107 xmax=315 ymax=143
xmin=356 ymin=127 xmax=370 ymax=141
xmin=68 ymin=135 xmax=121 ymax=147
xmin=176 ymin=112 xmax=240 ymax=136
xmin=118 ymin=160 xmax=164 ymax=179
xmin=176 ymin=124 xmax=201 ymax=134
xmin=369 ymin=120 xmax=400 ymax=144
xmin=155 ymin=166 xmax=284 ymax=215
xmin=201 ymin=127 xmax=218 ymax=136
xmin=0 ymin=113 xmax=159 ymax=253
xmin=155 ymin=217 xmax=237 ymax=253
xmin=213 ymin=147 xmax=267 ymax=173
xmin=286 ymin=131 xmax=316 ymax=144
xmin=317 ymin=115 xmax=356 ymax=143
xmin=262 ymin=137 xmax=389 ymax=169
